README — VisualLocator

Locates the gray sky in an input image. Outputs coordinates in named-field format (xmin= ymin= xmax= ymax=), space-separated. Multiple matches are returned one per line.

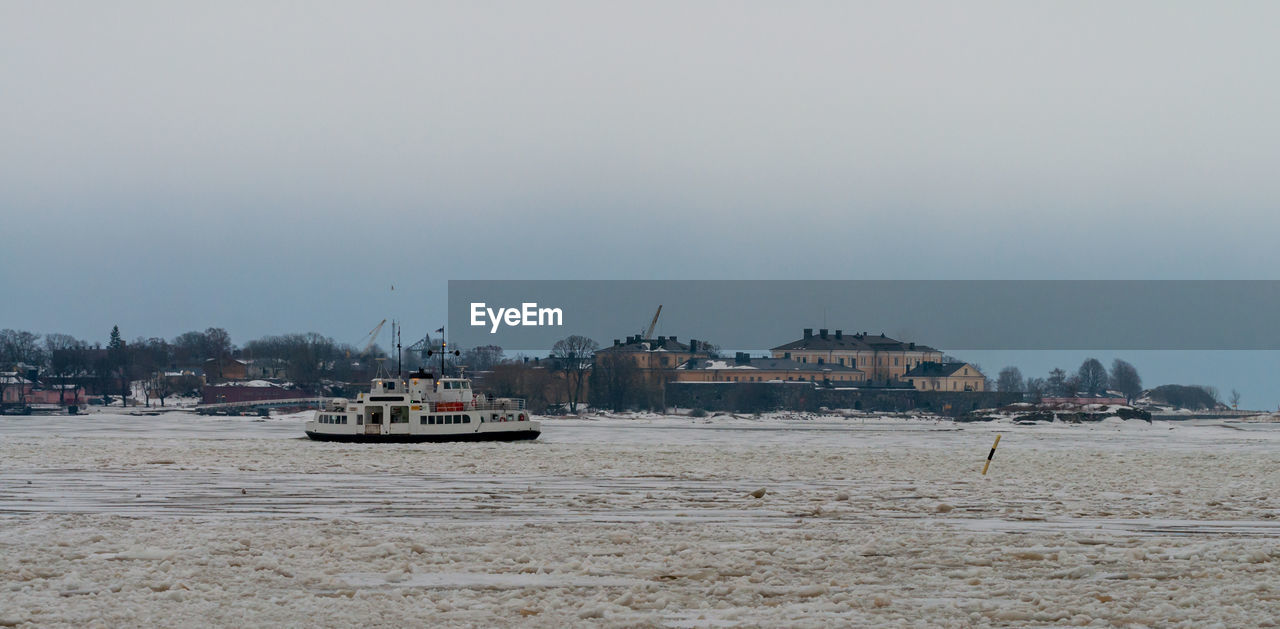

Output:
xmin=3 ymin=2 xmax=1280 ymax=403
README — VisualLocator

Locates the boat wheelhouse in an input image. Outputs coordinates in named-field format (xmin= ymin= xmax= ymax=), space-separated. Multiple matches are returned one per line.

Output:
xmin=305 ymin=369 xmax=539 ymax=442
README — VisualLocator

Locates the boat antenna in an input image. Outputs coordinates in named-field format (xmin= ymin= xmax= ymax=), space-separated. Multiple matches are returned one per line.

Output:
xmin=395 ymin=320 xmax=402 ymax=377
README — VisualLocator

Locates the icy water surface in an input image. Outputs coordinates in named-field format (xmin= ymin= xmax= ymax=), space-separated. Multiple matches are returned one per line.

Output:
xmin=3 ymin=412 xmax=1279 ymax=535
xmin=3 ymin=412 xmax=1280 ymax=626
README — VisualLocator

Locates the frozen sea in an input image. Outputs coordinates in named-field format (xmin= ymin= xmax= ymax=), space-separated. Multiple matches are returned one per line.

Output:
xmin=2 ymin=411 xmax=1279 ymax=627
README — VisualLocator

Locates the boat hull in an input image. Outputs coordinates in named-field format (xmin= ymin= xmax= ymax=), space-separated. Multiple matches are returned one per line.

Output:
xmin=305 ymin=429 xmax=541 ymax=443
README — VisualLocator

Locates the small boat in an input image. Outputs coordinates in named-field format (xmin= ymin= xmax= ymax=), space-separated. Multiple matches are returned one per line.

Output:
xmin=305 ymin=368 xmax=540 ymax=443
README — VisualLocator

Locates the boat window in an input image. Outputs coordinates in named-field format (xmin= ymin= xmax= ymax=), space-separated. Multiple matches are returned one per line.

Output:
xmin=461 ymin=415 xmax=470 ymax=424
xmin=390 ymin=406 xmax=409 ymax=423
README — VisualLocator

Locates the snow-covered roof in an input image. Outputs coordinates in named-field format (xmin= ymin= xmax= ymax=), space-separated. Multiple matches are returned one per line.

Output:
xmin=679 ymin=357 xmax=861 ymax=373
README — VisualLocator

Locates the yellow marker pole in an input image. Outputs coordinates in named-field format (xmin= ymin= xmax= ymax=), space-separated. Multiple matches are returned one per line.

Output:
xmin=982 ymin=434 xmax=1001 ymax=475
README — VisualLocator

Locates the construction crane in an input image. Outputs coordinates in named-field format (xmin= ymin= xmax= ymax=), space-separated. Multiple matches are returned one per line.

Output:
xmin=348 ymin=319 xmax=387 ymax=358
xmin=643 ymin=305 xmax=662 ymax=339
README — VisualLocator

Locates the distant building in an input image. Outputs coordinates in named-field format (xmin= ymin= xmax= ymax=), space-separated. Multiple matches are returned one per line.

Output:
xmin=204 ymin=357 xmax=248 ymax=381
xmin=675 ymin=353 xmax=865 ymax=384
xmin=594 ymin=335 xmax=707 ymax=370
xmin=771 ymin=329 xmax=944 ymax=385
xmin=1 ymin=372 xmax=33 ymax=404
xmin=1 ymin=373 xmax=87 ymax=406
xmin=902 ymin=361 xmax=987 ymax=392
xmin=244 ymin=358 xmax=288 ymax=380
xmin=202 ymin=381 xmax=301 ymax=405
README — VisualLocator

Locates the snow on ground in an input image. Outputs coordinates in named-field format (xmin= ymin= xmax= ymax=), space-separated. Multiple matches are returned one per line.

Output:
xmin=2 ymin=412 xmax=1279 ymax=627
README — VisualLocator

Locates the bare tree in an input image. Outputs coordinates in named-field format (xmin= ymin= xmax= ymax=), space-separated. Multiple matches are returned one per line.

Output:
xmin=461 ymin=345 xmax=505 ymax=372
xmin=149 ymin=372 xmax=173 ymax=407
xmin=44 ymin=333 xmax=86 ymax=406
xmin=550 ymin=335 xmax=598 ymax=413
xmin=589 ymin=352 xmax=641 ymax=412
xmin=486 ymin=362 xmax=557 ymax=413
xmin=203 ymin=328 xmax=234 ymax=362
xmin=1025 ymin=377 xmax=1047 ymax=403
xmin=1229 ymin=389 xmax=1242 ymax=409
xmin=172 ymin=331 xmax=208 ymax=365
xmin=1046 ymin=368 xmax=1069 ymax=397
xmin=1198 ymin=385 xmax=1221 ymax=405
xmin=1077 ymin=358 xmax=1108 ymax=396
xmin=996 ymin=366 xmax=1024 ymax=393
xmin=1109 ymin=359 xmax=1143 ymax=403
xmin=1 ymin=329 xmax=44 ymax=368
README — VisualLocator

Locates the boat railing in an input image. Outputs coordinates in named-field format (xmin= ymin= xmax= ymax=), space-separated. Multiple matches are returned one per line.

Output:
xmin=421 ymin=398 xmax=526 ymax=412
xmin=471 ymin=398 xmax=526 ymax=411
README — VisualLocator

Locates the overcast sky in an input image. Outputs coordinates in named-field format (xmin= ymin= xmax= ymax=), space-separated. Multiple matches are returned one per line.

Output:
xmin=3 ymin=2 xmax=1279 ymax=363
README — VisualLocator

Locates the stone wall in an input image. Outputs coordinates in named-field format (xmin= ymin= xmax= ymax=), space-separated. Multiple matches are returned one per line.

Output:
xmin=665 ymin=382 xmax=1023 ymax=416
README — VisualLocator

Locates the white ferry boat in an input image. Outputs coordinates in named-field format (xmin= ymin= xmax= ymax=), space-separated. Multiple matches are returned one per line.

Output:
xmin=305 ymin=368 xmax=540 ymax=443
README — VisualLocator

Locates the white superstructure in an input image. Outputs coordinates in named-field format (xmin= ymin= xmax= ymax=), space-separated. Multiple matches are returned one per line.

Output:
xmin=305 ymin=369 xmax=539 ymax=442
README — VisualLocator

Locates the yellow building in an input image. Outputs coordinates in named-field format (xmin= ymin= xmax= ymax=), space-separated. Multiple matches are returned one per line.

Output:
xmin=770 ymin=329 xmax=944 ymax=385
xmin=674 ymin=353 xmax=865 ymax=384
xmin=902 ymin=362 xmax=987 ymax=392
xmin=595 ymin=335 xmax=706 ymax=370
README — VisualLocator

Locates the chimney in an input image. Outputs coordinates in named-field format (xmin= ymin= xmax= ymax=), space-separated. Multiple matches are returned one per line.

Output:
xmin=835 ymin=329 xmax=842 ymax=340
xmin=819 ymin=329 xmax=828 ymax=339
xmin=803 ymin=328 xmax=813 ymax=338
xmin=689 ymin=339 xmax=698 ymax=353
xmin=735 ymin=352 xmax=749 ymax=365
xmin=669 ymin=336 xmax=677 ymax=343
xmin=657 ymin=336 xmax=666 ymax=343
xmin=614 ymin=339 xmax=621 ymax=347
xmin=908 ymin=342 xmax=915 ymax=350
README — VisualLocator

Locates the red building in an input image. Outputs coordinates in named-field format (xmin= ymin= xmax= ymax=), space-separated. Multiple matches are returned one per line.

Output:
xmin=202 ymin=383 xmax=306 ymax=405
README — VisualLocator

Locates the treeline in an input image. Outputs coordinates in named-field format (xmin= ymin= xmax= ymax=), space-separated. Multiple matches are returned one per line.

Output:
xmin=994 ymin=358 xmax=1143 ymax=402
xmin=993 ymin=358 xmax=1238 ymax=408
xmin=0 ymin=326 xmax=396 ymax=404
